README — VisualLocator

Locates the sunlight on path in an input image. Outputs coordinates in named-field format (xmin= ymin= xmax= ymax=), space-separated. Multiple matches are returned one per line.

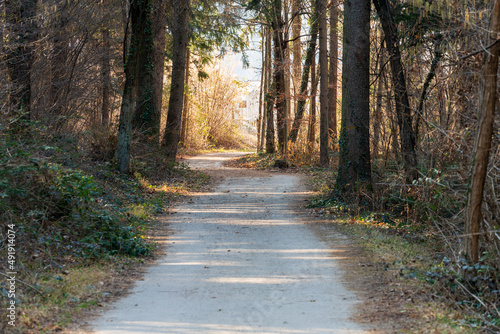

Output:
xmin=90 ymin=153 xmax=375 ymax=334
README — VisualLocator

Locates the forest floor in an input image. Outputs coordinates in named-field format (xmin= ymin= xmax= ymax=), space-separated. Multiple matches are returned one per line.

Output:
xmin=68 ymin=152 xmax=476 ymax=334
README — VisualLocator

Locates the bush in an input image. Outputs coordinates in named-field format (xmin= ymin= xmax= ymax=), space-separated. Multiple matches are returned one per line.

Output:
xmin=0 ymin=136 xmax=152 ymax=261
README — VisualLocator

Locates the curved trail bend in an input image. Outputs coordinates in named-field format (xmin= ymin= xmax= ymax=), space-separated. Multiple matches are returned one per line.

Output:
xmin=91 ymin=152 xmax=375 ymax=334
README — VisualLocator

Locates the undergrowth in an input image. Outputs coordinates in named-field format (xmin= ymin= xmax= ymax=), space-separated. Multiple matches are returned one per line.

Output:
xmin=310 ymin=161 xmax=500 ymax=333
xmin=0 ymin=122 xmax=209 ymax=333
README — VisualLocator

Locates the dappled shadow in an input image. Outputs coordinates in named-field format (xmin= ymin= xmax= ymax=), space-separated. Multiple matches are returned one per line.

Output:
xmin=91 ymin=164 xmax=375 ymax=333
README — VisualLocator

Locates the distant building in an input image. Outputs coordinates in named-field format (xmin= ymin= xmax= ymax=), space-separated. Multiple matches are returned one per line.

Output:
xmin=236 ymin=80 xmax=260 ymax=133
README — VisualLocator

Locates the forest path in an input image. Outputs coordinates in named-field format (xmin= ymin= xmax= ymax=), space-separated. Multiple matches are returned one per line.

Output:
xmin=90 ymin=152 xmax=375 ymax=334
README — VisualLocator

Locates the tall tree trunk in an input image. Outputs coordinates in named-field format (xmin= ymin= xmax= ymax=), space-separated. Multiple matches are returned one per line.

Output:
xmin=258 ymin=28 xmax=266 ymax=152
xmin=116 ymin=0 xmax=149 ymax=173
xmin=163 ymin=0 xmax=190 ymax=160
xmin=272 ymin=0 xmax=287 ymax=155
xmin=465 ymin=0 xmax=500 ymax=264
xmin=284 ymin=0 xmax=290 ymax=155
xmin=373 ymin=49 xmax=384 ymax=161
xmin=318 ymin=0 xmax=329 ymax=166
xmin=101 ymin=25 xmax=112 ymax=126
xmin=292 ymin=0 xmax=302 ymax=100
xmin=308 ymin=55 xmax=318 ymax=144
xmin=288 ymin=5 xmax=319 ymax=143
xmin=336 ymin=0 xmax=371 ymax=192
xmin=50 ymin=12 xmax=69 ymax=128
xmin=5 ymin=0 xmax=36 ymax=119
xmin=373 ymin=0 xmax=418 ymax=181
xmin=265 ymin=28 xmax=276 ymax=154
xmin=328 ymin=0 xmax=338 ymax=147
xmin=180 ymin=46 xmax=191 ymax=145
xmin=151 ymin=0 xmax=167 ymax=140
xmin=132 ymin=0 xmax=157 ymax=137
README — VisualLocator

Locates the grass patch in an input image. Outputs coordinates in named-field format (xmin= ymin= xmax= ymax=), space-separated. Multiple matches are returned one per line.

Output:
xmin=224 ymin=152 xmax=281 ymax=169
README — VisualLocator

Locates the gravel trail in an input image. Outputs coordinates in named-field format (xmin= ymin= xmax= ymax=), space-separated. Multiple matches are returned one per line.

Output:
xmin=90 ymin=153 xmax=374 ymax=334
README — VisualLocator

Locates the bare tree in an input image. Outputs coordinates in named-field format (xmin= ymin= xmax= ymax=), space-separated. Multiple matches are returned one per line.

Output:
xmin=465 ymin=0 xmax=500 ymax=264
xmin=373 ymin=0 xmax=418 ymax=181
xmin=318 ymin=0 xmax=329 ymax=166
xmin=289 ymin=2 xmax=319 ymax=143
xmin=328 ymin=0 xmax=338 ymax=146
xmin=291 ymin=0 xmax=302 ymax=98
xmin=180 ymin=45 xmax=191 ymax=146
xmin=152 ymin=0 xmax=167 ymax=138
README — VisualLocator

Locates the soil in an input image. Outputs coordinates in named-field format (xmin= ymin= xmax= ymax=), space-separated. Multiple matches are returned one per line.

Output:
xmin=71 ymin=152 xmax=417 ymax=334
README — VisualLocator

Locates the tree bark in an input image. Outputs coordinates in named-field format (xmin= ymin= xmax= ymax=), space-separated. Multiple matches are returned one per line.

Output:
xmin=373 ymin=45 xmax=384 ymax=161
xmin=151 ymin=0 xmax=167 ymax=140
xmin=336 ymin=0 xmax=372 ymax=191
xmin=272 ymin=0 xmax=287 ymax=155
xmin=132 ymin=0 xmax=157 ymax=137
xmin=292 ymin=0 xmax=302 ymax=100
xmin=116 ymin=0 xmax=148 ymax=173
xmin=465 ymin=0 xmax=500 ymax=264
xmin=50 ymin=9 xmax=70 ymax=128
xmin=318 ymin=0 xmax=329 ymax=166
xmin=328 ymin=0 xmax=338 ymax=147
xmin=258 ymin=28 xmax=266 ymax=152
xmin=288 ymin=5 xmax=319 ymax=143
xmin=163 ymin=0 xmax=190 ymax=160
xmin=180 ymin=46 xmax=191 ymax=145
xmin=284 ymin=0 xmax=290 ymax=155
xmin=308 ymin=55 xmax=318 ymax=144
xmin=101 ymin=25 xmax=112 ymax=126
xmin=373 ymin=0 xmax=418 ymax=181
xmin=265 ymin=27 xmax=276 ymax=154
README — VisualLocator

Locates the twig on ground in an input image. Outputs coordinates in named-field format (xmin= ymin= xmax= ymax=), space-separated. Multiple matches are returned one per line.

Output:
xmin=0 ymin=272 xmax=45 ymax=295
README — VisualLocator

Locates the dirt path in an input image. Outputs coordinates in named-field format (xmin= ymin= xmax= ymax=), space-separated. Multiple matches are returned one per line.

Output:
xmin=90 ymin=153 xmax=377 ymax=333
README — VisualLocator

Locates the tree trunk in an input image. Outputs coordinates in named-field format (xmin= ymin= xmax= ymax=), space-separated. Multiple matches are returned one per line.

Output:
xmin=288 ymin=4 xmax=319 ymax=143
xmin=308 ymin=55 xmax=318 ymax=144
xmin=373 ymin=0 xmax=418 ymax=181
xmin=50 ymin=14 xmax=70 ymax=128
xmin=116 ymin=0 xmax=147 ymax=173
xmin=284 ymin=0 xmax=290 ymax=155
xmin=272 ymin=0 xmax=287 ymax=155
xmin=132 ymin=0 xmax=157 ymax=137
xmin=163 ymin=0 xmax=190 ymax=160
xmin=373 ymin=49 xmax=384 ymax=161
xmin=328 ymin=0 xmax=338 ymax=147
xmin=101 ymin=25 xmax=112 ymax=126
xmin=180 ymin=46 xmax=191 ymax=145
xmin=265 ymin=27 xmax=276 ymax=154
xmin=151 ymin=0 xmax=167 ymax=140
xmin=465 ymin=0 xmax=500 ymax=264
xmin=336 ymin=0 xmax=372 ymax=191
xmin=318 ymin=0 xmax=329 ymax=166
xmin=258 ymin=28 xmax=266 ymax=152
xmin=292 ymin=0 xmax=302 ymax=100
